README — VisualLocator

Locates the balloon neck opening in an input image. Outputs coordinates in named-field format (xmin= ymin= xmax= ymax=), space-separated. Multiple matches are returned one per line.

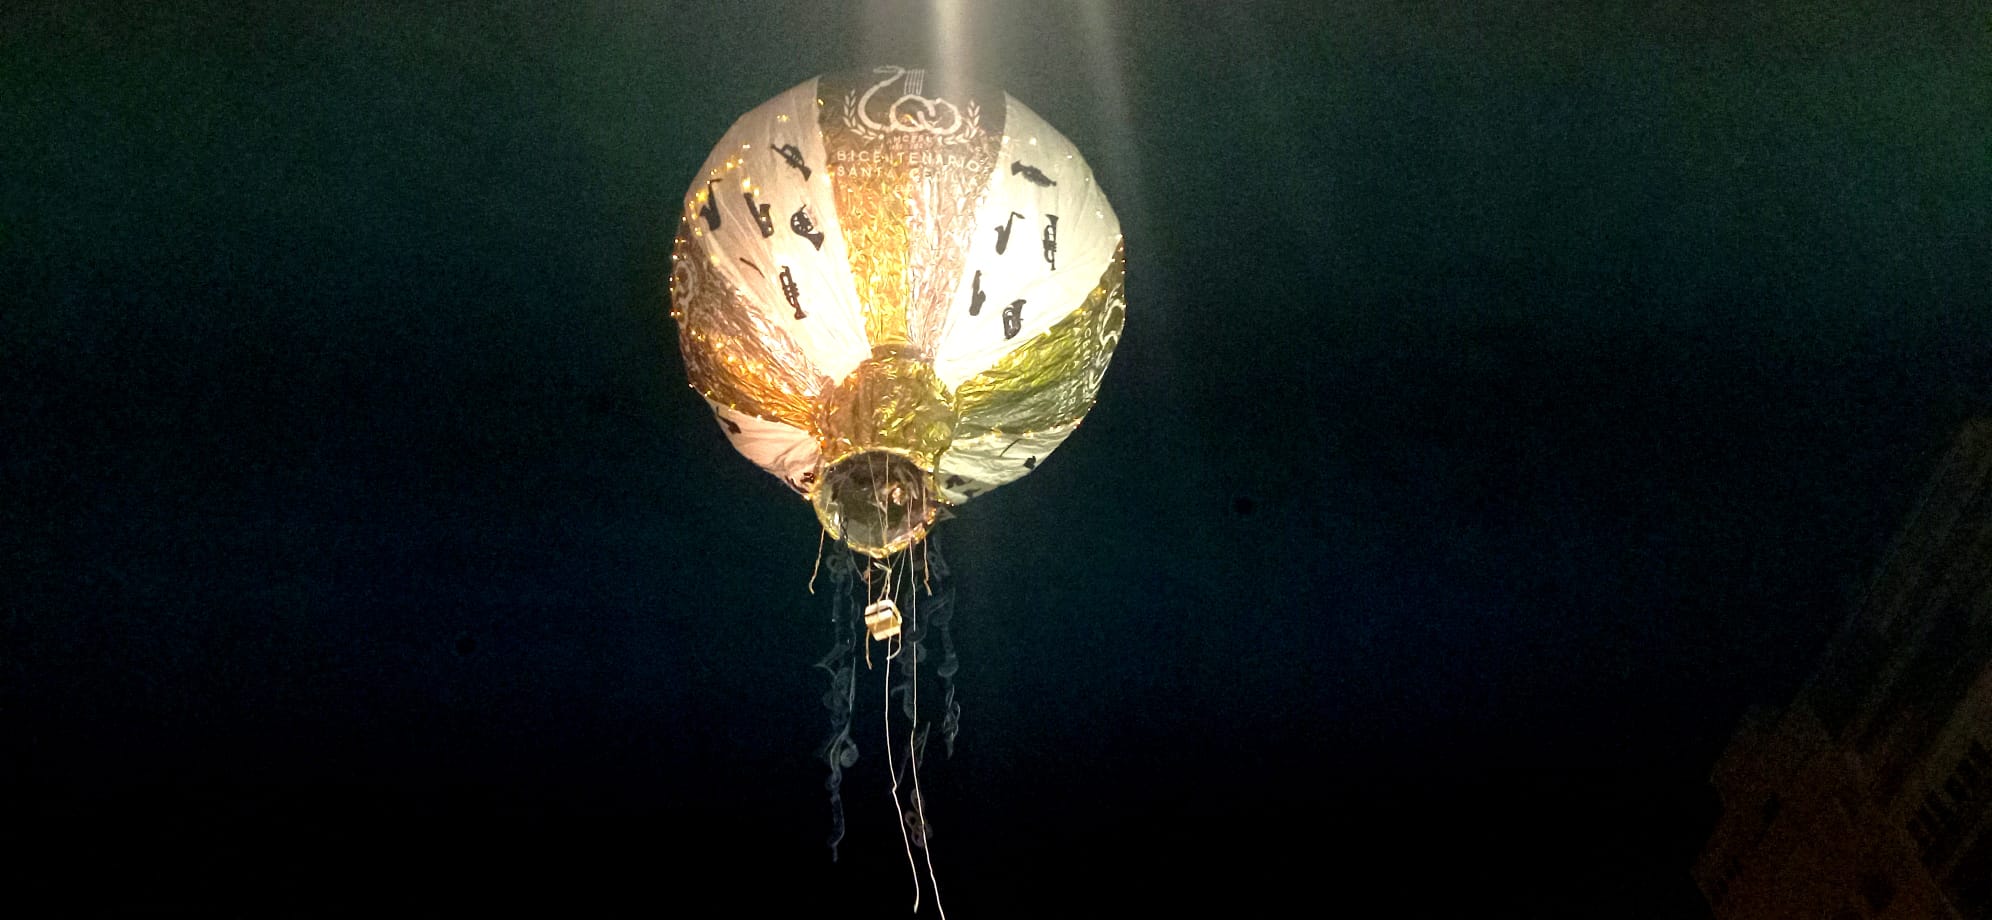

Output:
xmin=812 ymin=450 xmax=938 ymax=558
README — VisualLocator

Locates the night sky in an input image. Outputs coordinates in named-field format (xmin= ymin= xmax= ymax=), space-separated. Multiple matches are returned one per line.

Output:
xmin=8 ymin=1 xmax=1990 ymax=914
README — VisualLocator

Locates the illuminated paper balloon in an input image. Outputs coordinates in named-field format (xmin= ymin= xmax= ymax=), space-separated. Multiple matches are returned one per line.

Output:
xmin=670 ymin=66 xmax=1126 ymax=556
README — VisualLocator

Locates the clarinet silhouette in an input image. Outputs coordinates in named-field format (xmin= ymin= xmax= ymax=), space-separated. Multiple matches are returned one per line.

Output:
xmin=1011 ymin=161 xmax=1056 ymax=187
xmin=745 ymin=192 xmax=774 ymax=238
xmin=774 ymin=142 xmax=811 ymax=180
xmin=698 ymin=180 xmax=721 ymax=231
xmin=1002 ymin=298 xmax=1025 ymax=339
xmin=994 ymin=211 xmax=1024 ymax=255
xmin=789 ymin=204 xmax=825 ymax=250
xmin=1042 ymin=214 xmax=1059 ymax=270
xmin=780 ymin=266 xmax=805 ymax=319
xmin=968 ymin=270 xmax=986 ymax=316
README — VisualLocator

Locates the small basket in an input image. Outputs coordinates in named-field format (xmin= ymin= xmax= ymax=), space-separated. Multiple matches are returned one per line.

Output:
xmin=863 ymin=598 xmax=903 ymax=640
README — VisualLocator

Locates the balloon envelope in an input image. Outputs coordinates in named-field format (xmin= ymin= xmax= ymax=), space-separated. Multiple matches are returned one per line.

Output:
xmin=670 ymin=66 xmax=1126 ymax=554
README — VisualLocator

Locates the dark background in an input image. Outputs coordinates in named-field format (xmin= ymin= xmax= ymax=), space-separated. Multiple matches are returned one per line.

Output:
xmin=6 ymin=1 xmax=1988 ymax=914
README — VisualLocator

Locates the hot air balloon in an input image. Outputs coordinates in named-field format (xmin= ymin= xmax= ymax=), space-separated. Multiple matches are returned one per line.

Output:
xmin=670 ymin=64 xmax=1125 ymax=561
xmin=667 ymin=65 xmax=1125 ymax=901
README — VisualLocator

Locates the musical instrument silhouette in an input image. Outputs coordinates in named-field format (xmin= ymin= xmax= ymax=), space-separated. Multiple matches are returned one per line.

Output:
xmin=698 ymin=180 xmax=721 ymax=231
xmin=774 ymin=142 xmax=812 ymax=180
xmin=1042 ymin=214 xmax=1059 ymax=270
xmin=789 ymin=204 xmax=825 ymax=250
xmin=780 ymin=266 xmax=805 ymax=319
xmin=994 ymin=211 xmax=1024 ymax=254
xmin=745 ymin=192 xmax=775 ymax=238
xmin=1011 ymin=161 xmax=1056 ymax=187
xmin=968 ymin=270 xmax=986 ymax=316
xmin=1003 ymin=298 xmax=1026 ymax=339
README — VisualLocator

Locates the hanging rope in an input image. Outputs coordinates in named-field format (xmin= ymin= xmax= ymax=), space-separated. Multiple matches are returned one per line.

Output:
xmin=814 ymin=547 xmax=860 ymax=861
xmin=809 ymin=528 xmax=961 ymax=919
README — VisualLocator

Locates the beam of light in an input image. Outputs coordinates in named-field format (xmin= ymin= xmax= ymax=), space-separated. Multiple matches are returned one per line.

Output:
xmin=1077 ymin=0 xmax=1140 ymax=223
xmin=931 ymin=0 xmax=970 ymax=93
xmin=1070 ymin=0 xmax=1168 ymax=410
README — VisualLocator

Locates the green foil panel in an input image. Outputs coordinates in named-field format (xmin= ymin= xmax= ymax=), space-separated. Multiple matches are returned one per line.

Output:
xmin=952 ymin=241 xmax=1126 ymax=440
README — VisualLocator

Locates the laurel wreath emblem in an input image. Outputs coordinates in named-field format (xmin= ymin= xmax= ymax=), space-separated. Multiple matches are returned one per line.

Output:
xmin=840 ymin=91 xmax=984 ymax=145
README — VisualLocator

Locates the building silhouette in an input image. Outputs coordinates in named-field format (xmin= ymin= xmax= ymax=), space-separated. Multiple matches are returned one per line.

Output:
xmin=1697 ymin=420 xmax=1992 ymax=919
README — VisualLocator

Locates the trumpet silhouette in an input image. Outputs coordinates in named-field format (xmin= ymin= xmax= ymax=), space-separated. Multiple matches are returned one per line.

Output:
xmin=1011 ymin=161 xmax=1056 ymax=187
xmin=774 ymin=142 xmax=811 ymax=180
xmin=780 ymin=266 xmax=805 ymax=319
xmin=1042 ymin=214 xmax=1059 ymax=270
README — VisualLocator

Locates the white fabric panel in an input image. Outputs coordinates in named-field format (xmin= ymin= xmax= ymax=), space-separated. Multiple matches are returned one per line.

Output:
xmin=685 ymin=78 xmax=873 ymax=384
xmin=932 ymin=95 xmax=1123 ymax=390
xmin=933 ymin=420 xmax=1080 ymax=503
xmin=706 ymin=398 xmax=820 ymax=493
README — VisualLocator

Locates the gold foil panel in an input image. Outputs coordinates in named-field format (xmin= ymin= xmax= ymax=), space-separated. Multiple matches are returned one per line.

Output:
xmin=814 ymin=344 xmax=959 ymax=469
xmin=817 ymin=67 xmax=1004 ymax=353
xmin=952 ymin=241 xmax=1126 ymax=439
xmin=669 ymin=231 xmax=826 ymax=429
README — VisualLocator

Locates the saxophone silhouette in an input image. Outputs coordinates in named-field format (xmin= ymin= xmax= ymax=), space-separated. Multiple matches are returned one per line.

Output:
xmin=698 ymin=180 xmax=722 ymax=231
xmin=994 ymin=211 xmax=1024 ymax=255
